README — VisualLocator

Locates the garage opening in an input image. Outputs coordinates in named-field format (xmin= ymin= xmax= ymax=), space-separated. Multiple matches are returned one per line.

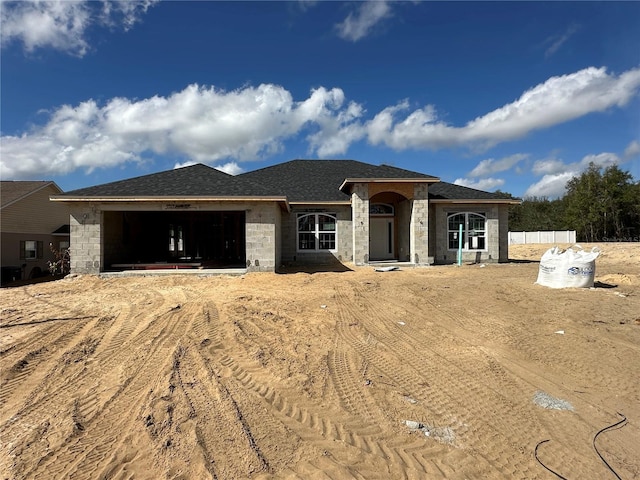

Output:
xmin=103 ymin=211 xmax=246 ymax=270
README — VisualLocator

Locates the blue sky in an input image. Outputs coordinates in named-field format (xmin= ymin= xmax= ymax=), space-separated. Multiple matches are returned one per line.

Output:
xmin=1 ymin=1 xmax=639 ymax=199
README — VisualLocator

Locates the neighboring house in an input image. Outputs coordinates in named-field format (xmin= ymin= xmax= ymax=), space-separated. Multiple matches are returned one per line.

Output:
xmin=51 ymin=160 xmax=520 ymax=274
xmin=1 ymin=181 xmax=70 ymax=283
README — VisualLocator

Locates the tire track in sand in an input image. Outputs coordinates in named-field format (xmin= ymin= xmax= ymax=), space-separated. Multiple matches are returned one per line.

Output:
xmin=23 ymin=302 xmax=195 ymax=479
xmin=174 ymin=303 xmax=271 ymax=479
xmin=332 ymin=285 xmax=540 ymax=478
xmin=392 ymin=286 xmax=617 ymax=479
xmin=200 ymin=301 xmax=444 ymax=478
xmin=218 ymin=352 xmax=463 ymax=479
xmin=325 ymin=331 xmax=391 ymax=425
xmin=0 ymin=316 xmax=99 ymax=417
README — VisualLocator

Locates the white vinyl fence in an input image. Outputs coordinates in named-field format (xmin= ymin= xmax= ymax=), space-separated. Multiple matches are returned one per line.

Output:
xmin=508 ymin=230 xmax=576 ymax=245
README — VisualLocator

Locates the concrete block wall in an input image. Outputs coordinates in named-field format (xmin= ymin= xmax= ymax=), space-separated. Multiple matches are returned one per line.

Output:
xmin=69 ymin=205 xmax=102 ymax=274
xmin=280 ymin=206 xmax=352 ymax=265
xmin=245 ymin=203 xmax=279 ymax=272
xmin=351 ymin=184 xmax=369 ymax=265
xmin=498 ymin=204 xmax=509 ymax=262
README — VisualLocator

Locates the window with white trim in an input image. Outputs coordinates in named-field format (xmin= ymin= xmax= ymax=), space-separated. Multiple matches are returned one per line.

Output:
xmin=20 ymin=240 xmax=43 ymax=260
xmin=448 ymin=212 xmax=486 ymax=250
xmin=297 ymin=213 xmax=336 ymax=251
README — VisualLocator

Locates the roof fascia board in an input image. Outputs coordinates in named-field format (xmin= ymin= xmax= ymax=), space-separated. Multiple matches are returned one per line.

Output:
xmin=50 ymin=195 xmax=291 ymax=212
xmin=50 ymin=195 xmax=288 ymax=202
xmin=339 ymin=177 xmax=440 ymax=191
xmin=288 ymin=201 xmax=351 ymax=206
xmin=430 ymin=199 xmax=522 ymax=205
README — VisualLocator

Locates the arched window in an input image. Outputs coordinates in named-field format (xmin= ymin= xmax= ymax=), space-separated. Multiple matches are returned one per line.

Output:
xmin=448 ymin=212 xmax=486 ymax=250
xmin=370 ymin=203 xmax=394 ymax=216
xmin=297 ymin=213 xmax=337 ymax=251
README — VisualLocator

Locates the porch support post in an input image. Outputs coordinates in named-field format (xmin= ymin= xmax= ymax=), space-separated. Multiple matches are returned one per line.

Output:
xmin=410 ymin=184 xmax=429 ymax=265
xmin=351 ymin=183 xmax=369 ymax=265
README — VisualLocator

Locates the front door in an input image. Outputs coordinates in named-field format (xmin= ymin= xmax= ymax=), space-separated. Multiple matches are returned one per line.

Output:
xmin=370 ymin=217 xmax=394 ymax=260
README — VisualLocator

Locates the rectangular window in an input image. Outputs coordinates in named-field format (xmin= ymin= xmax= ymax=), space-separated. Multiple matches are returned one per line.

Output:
xmin=25 ymin=241 xmax=37 ymax=259
xmin=20 ymin=240 xmax=43 ymax=260
xmin=297 ymin=213 xmax=337 ymax=251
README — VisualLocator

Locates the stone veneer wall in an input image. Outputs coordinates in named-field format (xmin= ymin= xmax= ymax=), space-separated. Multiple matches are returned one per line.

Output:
xmin=351 ymin=184 xmax=369 ymax=265
xmin=433 ymin=203 xmax=502 ymax=264
xmin=69 ymin=204 xmax=102 ymax=274
xmin=410 ymin=184 xmax=430 ymax=265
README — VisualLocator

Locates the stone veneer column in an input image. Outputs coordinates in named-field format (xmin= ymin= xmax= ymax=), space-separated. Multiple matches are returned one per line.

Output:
xmin=69 ymin=205 xmax=102 ymax=274
xmin=351 ymin=184 xmax=369 ymax=265
xmin=410 ymin=184 xmax=429 ymax=265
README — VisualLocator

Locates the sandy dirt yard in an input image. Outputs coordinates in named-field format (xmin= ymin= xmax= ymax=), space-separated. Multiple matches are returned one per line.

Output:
xmin=1 ymin=243 xmax=639 ymax=480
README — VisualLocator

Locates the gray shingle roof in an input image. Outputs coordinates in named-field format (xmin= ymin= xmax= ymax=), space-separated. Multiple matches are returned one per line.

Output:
xmin=60 ymin=164 xmax=278 ymax=197
xmin=56 ymin=160 xmax=512 ymax=202
xmin=239 ymin=159 xmax=438 ymax=202
xmin=428 ymin=182 xmax=510 ymax=201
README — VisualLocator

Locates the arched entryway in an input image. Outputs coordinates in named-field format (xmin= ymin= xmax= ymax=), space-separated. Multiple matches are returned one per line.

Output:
xmin=369 ymin=191 xmax=411 ymax=262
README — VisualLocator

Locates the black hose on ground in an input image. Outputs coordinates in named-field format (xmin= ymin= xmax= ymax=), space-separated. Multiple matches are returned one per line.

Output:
xmin=534 ymin=412 xmax=628 ymax=480
xmin=534 ymin=439 xmax=569 ymax=480
xmin=593 ymin=412 xmax=627 ymax=480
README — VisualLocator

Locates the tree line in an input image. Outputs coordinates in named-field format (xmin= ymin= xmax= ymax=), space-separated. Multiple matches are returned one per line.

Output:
xmin=504 ymin=163 xmax=640 ymax=242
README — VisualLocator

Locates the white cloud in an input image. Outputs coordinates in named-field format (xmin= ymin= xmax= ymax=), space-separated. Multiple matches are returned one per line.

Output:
xmin=307 ymin=101 xmax=366 ymax=157
xmin=624 ymin=140 xmax=640 ymax=159
xmin=173 ymin=160 xmax=243 ymax=176
xmin=214 ymin=162 xmax=244 ymax=176
xmin=362 ymin=66 xmax=640 ymax=152
xmin=579 ymin=152 xmax=620 ymax=169
xmin=3 ymin=66 xmax=640 ymax=181
xmin=525 ymin=142 xmax=635 ymax=198
xmin=0 ymin=0 xmax=156 ymax=56
xmin=531 ymin=158 xmax=567 ymax=176
xmin=173 ymin=160 xmax=198 ymax=170
xmin=453 ymin=177 xmax=505 ymax=191
xmin=544 ymin=24 xmax=579 ymax=58
xmin=100 ymin=0 xmax=156 ymax=30
xmin=296 ymin=0 xmax=318 ymax=12
xmin=468 ymin=153 xmax=528 ymax=177
xmin=0 ymin=83 xmax=355 ymax=179
xmin=524 ymin=171 xmax=576 ymax=199
xmin=335 ymin=0 xmax=392 ymax=42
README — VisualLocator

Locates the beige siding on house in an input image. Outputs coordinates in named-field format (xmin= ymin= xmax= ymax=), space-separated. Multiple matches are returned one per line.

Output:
xmin=1 ymin=184 xmax=70 ymax=280
xmin=1 ymin=184 xmax=69 ymax=234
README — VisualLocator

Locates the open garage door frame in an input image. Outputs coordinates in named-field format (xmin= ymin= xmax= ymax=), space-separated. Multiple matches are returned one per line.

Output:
xmin=103 ymin=210 xmax=246 ymax=270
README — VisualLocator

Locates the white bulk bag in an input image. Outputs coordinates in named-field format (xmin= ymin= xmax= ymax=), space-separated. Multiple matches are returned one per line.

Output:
xmin=535 ymin=245 xmax=600 ymax=289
